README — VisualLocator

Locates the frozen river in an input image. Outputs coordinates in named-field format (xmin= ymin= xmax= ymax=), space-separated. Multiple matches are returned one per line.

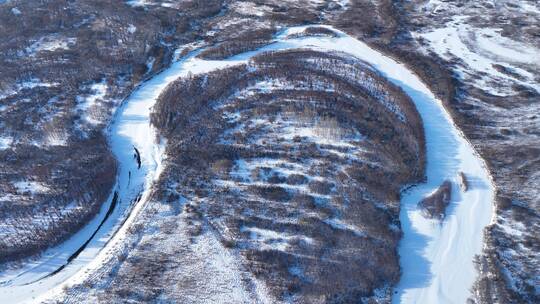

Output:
xmin=0 ymin=25 xmax=493 ymax=304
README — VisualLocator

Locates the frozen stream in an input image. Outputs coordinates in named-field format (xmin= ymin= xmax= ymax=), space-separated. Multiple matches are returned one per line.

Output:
xmin=0 ymin=25 xmax=493 ymax=303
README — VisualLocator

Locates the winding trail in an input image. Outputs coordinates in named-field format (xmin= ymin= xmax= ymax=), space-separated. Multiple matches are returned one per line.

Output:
xmin=0 ymin=25 xmax=493 ymax=304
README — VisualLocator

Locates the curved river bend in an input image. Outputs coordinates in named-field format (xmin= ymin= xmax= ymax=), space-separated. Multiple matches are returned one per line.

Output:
xmin=0 ymin=25 xmax=493 ymax=304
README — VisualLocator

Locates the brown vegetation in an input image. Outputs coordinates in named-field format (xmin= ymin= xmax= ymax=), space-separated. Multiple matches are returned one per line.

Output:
xmin=418 ymin=180 xmax=452 ymax=220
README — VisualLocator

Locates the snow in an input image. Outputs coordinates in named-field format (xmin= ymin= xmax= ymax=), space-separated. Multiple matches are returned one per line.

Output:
xmin=75 ymin=81 xmax=107 ymax=125
xmin=160 ymin=1 xmax=176 ymax=8
xmin=324 ymin=218 xmax=366 ymax=237
xmin=44 ymin=131 xmax=68 ymax=146
xmin=475 ymin=28 xmax=538 ymax=64
xmin=13 ymin=181 xmax=49 ymax=195
xmin=76 ymin=81 xmax=107 ymax=112
xmin=127 ymin=24 xmax=137 ymax=34
xmin=280 ymin=124 xmax=358 ymax=148
xmin=519 ymin=2 xmax=540 ymax=15
xmin=414 ymin=18 xmax=539 ymax=96
xmin=185 ymin=230 xmax=253 ymax=303
xmin=26 ymin=36 xmax=76 ymax=55
xmin=0 ymin=136 xmax=12 ymax=150
xmin=498 ymin=221 xmax=525 ymax=238
xmin=232 ymin=2 xmax=267 ymax=17
xmin=221 ymin=108 xmax=363 ymax=152
xmin=229 ymin=157 xmax=307 ymax=181
xmin=337 ymin=0 xmax=349 ymax=8
xmin=241 ymin=226 xmax=314 ymax=251
xmin=145 ymin=56 xmax=155 ymax=72
xmin=125 ymin=0 xmax=149 ymax=7
xmin=17 ymin=78 xmax=58 ymax=90
xmin=0 ymin=24 xmax=495 ymax=304
xmin=242 ymin=78 xmax=336 ymax=94
xmin=11 ymin=7 xmax=21 ymax=15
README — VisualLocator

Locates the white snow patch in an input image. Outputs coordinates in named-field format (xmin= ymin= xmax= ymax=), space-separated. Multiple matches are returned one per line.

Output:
xmin=241 ymin=226 xmax=314 ymax=251
xmin=184 ymin=230 xmax=254 ymax=303
xmin=520 ymin=2 xmax=540 ymax=15
xmin=246 ymin=77 xmax=336 ymax=94
xmin=11 ymin=7 xmax=21 ymax=15
xmin=13 ymin=181 xmax=49 ymax=195
xmin=324 ymin=218 xmax=366 ymax=237
xmin=280 ymin=124 xmax=359 ymax=148
xmin=26 ymin=35 xmax=76 ymax=55
xmin=0 ymin=136 xmax=12 ymax=150
xmin=77 ymin=81 xmax=107 ymax=110
xmin=17 ymin=78 xmax=58 ymax=90
xmin=414 ymin=18 xmax=539 ymax=95
xmin=76 ymin=80 xmax=108 ymax=125
xmin=127 ymin=24 xmax=137 ymax=34
xmin=232 ymin=2 xmax=268 ymax=17
xmin=44 ymin=131 xmax=68 ymax=147
xmin=126 ymin=0 xmax=149 ymax=7
xmin=475 ymin=28 xmax=539 ymax=64
xmin=146 ymin=56 xmax=155 ymax=72
xmin=221 ymin=108 xmax=364 ymax=152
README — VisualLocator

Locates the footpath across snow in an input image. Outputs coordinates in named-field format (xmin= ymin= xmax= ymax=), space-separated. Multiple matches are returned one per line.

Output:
xmin=0 ymin=25 xmax=494 ymax=304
